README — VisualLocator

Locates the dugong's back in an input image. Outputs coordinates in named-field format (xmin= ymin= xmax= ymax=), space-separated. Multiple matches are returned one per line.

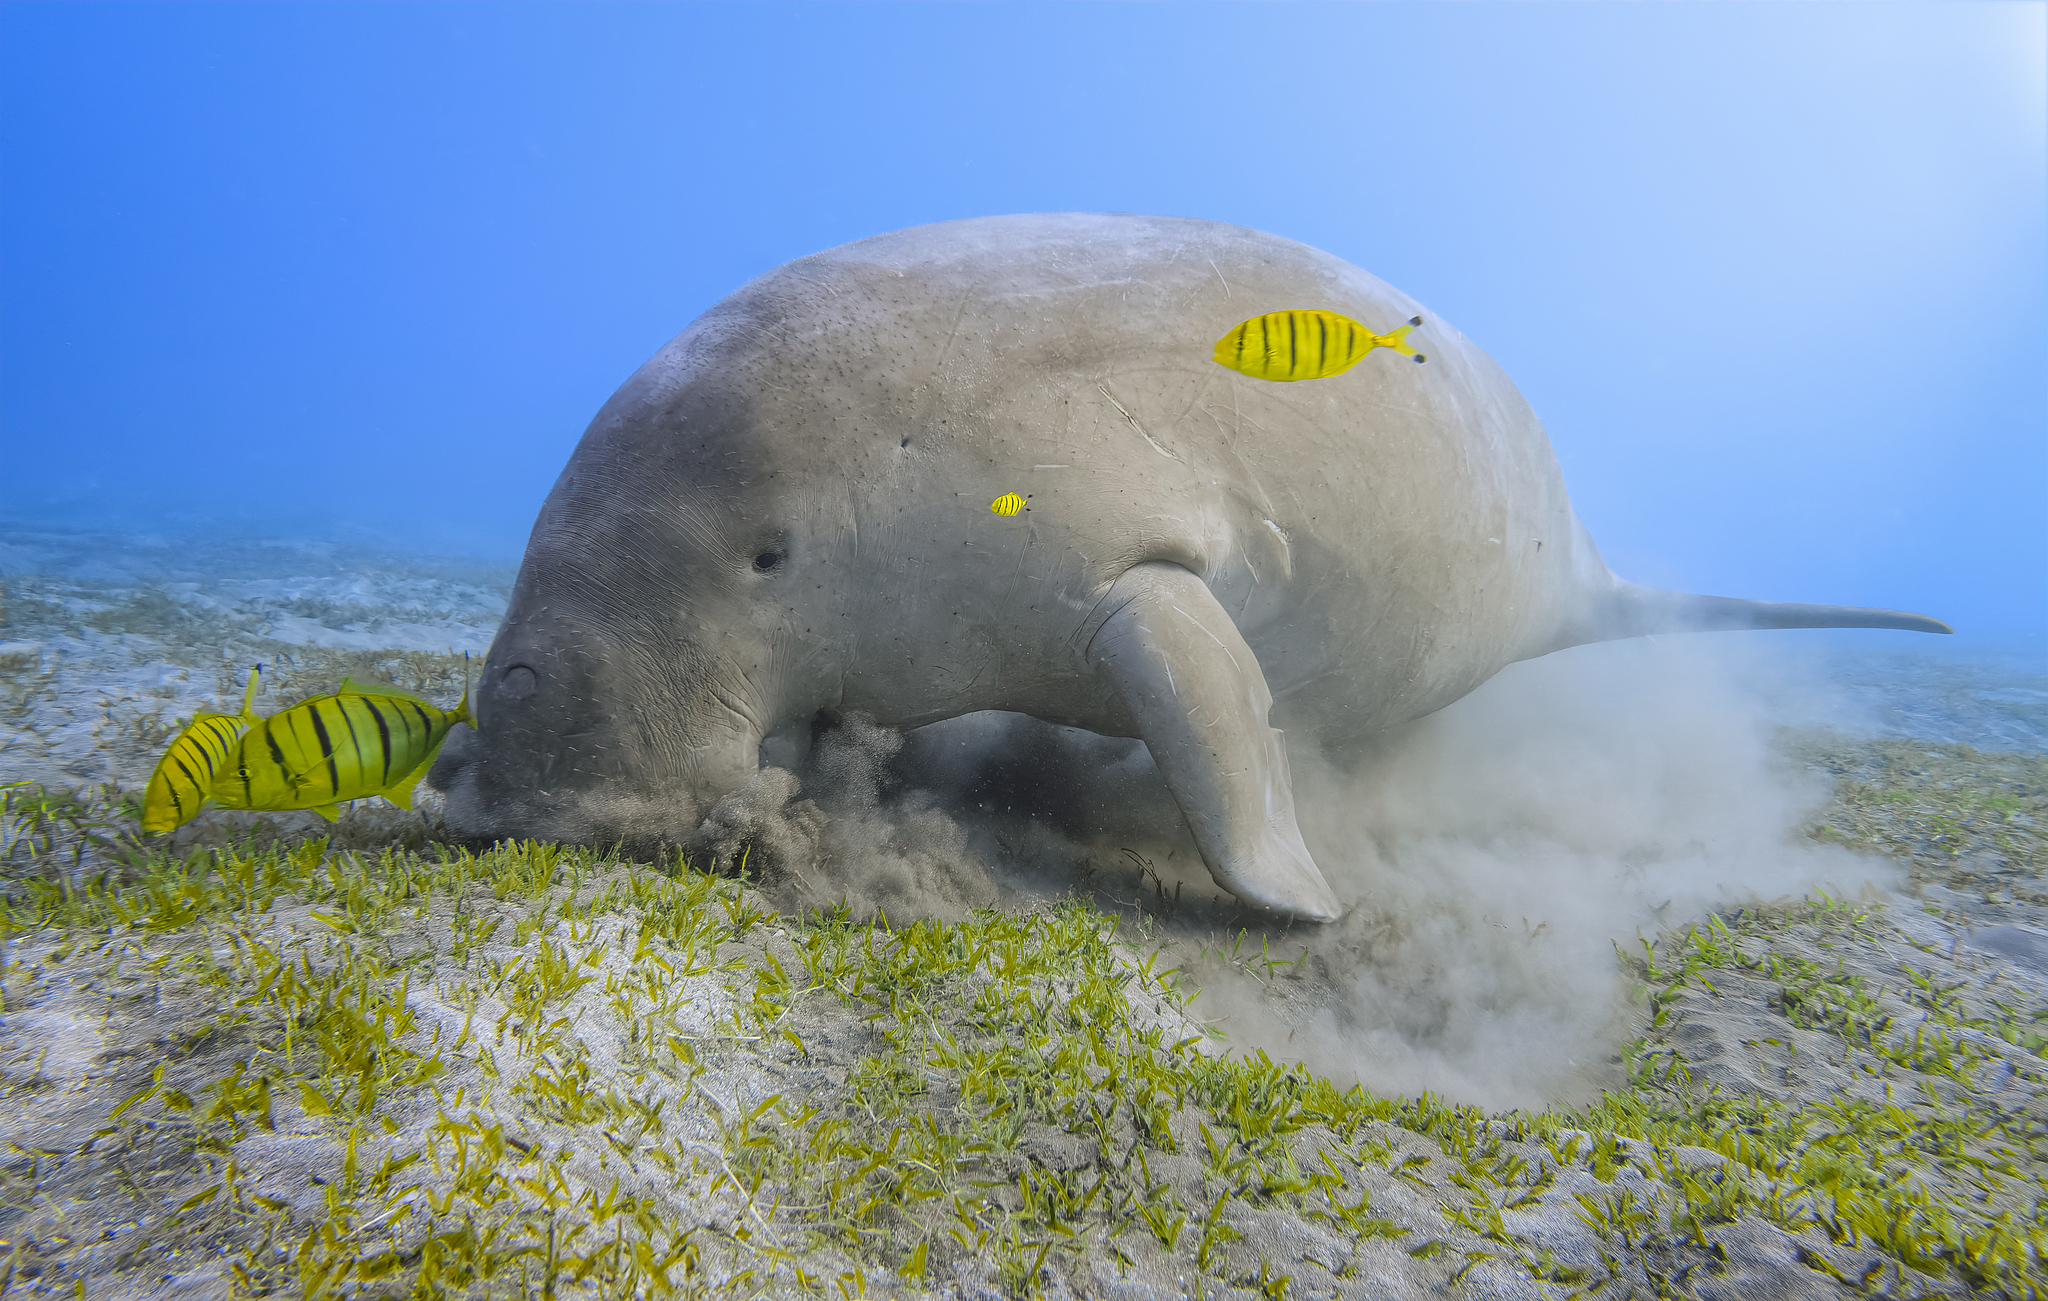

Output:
xmin=652 ymin=213 xmax=1606 ymax=738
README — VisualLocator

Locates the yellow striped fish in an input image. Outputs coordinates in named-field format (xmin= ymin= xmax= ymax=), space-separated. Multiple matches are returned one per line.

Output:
xmin=990 ymin=492 xmax=1027 ymax=516
xmin=1212 ymin=309 xmax=1427 ymax=382
xmin=141 ymin=667 xmax=262 ymax=833
xmin=213 ymin=672 xmax=473 ymax=822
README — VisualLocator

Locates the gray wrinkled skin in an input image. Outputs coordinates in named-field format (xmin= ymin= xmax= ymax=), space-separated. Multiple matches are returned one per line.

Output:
xmin=429 ymin=214 xmax=1946 ymax=920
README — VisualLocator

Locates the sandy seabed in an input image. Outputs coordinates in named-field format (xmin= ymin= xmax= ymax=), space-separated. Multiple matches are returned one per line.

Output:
xmin=0 ymin=525 xmax=2043 ymax=1300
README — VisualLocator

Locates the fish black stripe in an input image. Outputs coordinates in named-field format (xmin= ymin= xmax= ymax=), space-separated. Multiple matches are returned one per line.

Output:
xmin=390 ymin=697 xmax=419 ymax=751
xmin=170 ymin=754 xmax=202 ymax=815
xmin=336 ymin=701 xmax=370 ymax=787
xmin=1315 ymin=313 xmax=1329 ymax=375
xmin=1285 ymin=312 xmax=1299 ymax=379
xmin=384 ymin=705 xmax=411 ymax=773
xmin=363 ymin=699 xmax=394 ymax=783
xmin=307 ymin=704 xmax=341 ymax=795
xmin=261 ymin=723 xmax=286 ymax=801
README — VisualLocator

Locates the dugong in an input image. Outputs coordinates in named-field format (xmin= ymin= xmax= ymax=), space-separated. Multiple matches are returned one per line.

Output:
xmin=429 ymin=214 xmax=1948 ymax=921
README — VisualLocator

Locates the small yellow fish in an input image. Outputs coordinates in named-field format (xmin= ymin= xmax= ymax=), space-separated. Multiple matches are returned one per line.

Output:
xmin=1212 ymin=309 xmax=1427 ymax=382
xmin=141 ymin=667 xmax=262 ymax=833
xmin=990 ymin=492 xmax=1027 ymax=516
xmin=211 ymin=671 xmax=473 ymax=823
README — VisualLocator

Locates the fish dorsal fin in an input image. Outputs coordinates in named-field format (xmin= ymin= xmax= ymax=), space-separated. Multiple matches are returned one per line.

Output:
xmin=338 ymin=677 xmax=427 ymax=704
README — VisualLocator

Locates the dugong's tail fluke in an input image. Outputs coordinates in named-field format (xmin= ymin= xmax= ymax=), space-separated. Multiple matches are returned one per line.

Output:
xmin=1577 ymin=583 xmax=1954 ymax=644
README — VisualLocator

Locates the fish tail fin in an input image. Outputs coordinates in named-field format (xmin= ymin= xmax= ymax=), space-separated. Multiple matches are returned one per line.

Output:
xmin=1381 ymin=317 xmax=1428 ymax=363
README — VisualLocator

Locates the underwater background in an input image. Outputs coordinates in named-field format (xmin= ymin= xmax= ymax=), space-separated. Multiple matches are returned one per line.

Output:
xmin=1 ymin=2 xmax=2040 ymax=659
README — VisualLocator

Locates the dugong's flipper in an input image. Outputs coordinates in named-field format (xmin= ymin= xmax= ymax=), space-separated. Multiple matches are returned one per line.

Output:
xmin=1087 ymin=563 xmax=1342 ymax=922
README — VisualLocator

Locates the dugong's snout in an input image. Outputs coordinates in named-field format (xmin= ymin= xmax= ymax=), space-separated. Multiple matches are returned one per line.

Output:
xmin=427 ymin=713 xmax=602 ymax=845
xmin=425 ymin=632 xmax=718 ymax=850
xmin=424 ymin=722 xmax=488 ymax=833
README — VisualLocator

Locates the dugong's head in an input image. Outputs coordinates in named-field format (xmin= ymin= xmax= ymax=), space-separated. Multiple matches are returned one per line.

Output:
xmin=431 ymin=214 xmax=1171 ymax=850
xmin=429 ymin=318 xmax=855 ymax=849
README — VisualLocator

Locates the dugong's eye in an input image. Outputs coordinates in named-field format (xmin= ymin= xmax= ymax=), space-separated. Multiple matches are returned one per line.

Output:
xmin=754 ymin=552 xmax=784 ymax=572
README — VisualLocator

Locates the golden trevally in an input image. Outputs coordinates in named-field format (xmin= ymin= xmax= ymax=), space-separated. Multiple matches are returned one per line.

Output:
xmin=212 ymin=672 xmax=472 ymax=822
xmin=1212 ymin=309 xmax=1426 ymax=382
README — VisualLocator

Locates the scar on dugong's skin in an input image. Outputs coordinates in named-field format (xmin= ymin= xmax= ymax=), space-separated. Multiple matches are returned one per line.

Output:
xmin=427 ymin=213 xmax=1950 ymax=922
